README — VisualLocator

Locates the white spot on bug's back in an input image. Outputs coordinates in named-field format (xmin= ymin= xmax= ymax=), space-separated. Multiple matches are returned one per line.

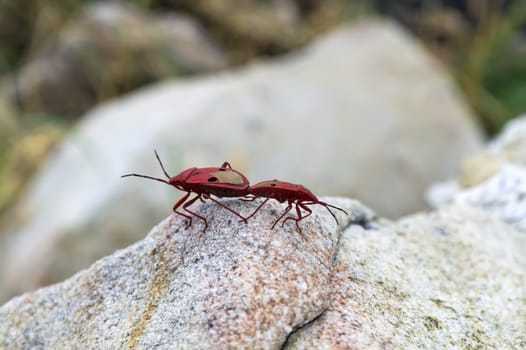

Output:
xmin=211 ymin=171 xmax=245 ymax=185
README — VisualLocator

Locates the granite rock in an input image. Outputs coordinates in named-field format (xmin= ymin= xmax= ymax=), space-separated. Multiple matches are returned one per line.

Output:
xmin=1 ymin=193 xmax=524 ymax=348
xmin=285 ymin=204 xmax=526 ymax=349
xmin=0 ymin=198 xmax=358 ymax=349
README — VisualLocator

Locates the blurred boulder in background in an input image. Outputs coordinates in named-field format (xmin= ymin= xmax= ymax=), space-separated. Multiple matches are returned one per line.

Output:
xmin=1 ymin=2 xmax=228 ymax=120
xmin=428 ymin=114 xmax=526 ymax=211
xmin=0 ymin=20 xmax=483 ymax=302
xmin=458 ymin=116 xmax=526 ymax=185
xmin=172 ymin=0 xmax=345 ymax=61
xmin=0 ymin=126 xmax=63 ymax=213
xmin=0 ymin=0 xmax=347 ymax=117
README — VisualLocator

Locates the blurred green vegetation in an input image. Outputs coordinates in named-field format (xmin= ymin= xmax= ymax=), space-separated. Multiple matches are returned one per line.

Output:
xmin=453 ymin=0 xmax=526 ymax=133
xmin=371 ymin=0 xmax=526 ymax=133
xmin=0 ymin=0 xmax=525 ymax=213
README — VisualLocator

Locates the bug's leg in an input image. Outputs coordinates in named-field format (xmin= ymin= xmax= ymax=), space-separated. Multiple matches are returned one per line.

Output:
xmin=281 ymin=204 xmax=301 ymax=228
xmin=172 ymin=192 xmax=193 ymax=226
xmin=298 ymin=203 xmax=313 ymax=221
xmin=296 ymin=203 xmax=312 ymax=231
xmin=271 ymin=202 xmax=293 ymax=229
xmin=182 ymin=194 xmax=209 ymax=230
xmin=244 ymin=198 xmax=270 ymax=221
xmin=282 ymin=203 xmax=312 ymax=232
xmin=203 ymin=194 xmax=248 ymax=223
xmin=219 ymin=162 xmax=232 ymax=169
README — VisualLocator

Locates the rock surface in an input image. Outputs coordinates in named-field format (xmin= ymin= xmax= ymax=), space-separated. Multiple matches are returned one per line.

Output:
xmin=0 ymin=20 xmax=482 ymax=302
xmin=1 ymin=193 xmax=524 ymax=348
xmin=0 ymin=198 xmax=357 ymax=349
xmin=286 ymin=205 xmax=526 ymax=349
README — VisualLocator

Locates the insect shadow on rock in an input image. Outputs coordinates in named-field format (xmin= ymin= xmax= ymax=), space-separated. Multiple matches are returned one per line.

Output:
xmin=121 ymin=150 xmax=251 ymax=231
xmin=244 ymin=179 xmax=349 ymax=231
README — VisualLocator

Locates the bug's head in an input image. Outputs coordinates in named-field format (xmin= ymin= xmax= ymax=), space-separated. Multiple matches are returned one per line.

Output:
xmin=169 ymin=167 xmax=196 ymax=191
xmin=120 ymin=150 xmax=172 ymax=186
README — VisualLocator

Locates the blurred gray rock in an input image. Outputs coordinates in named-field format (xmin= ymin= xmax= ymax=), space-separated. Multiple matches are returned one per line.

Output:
xmin=0 ymin=20 xmax=482 ymax=301
xmin=3 ymin=2 xmax=228 ymax=119
xmin=450 ymin=164 xmax=526 ymax=232
xmin=428 ymin=115 xmax=526 ymax=209
xmin=173 ymin=0 xmax=344 ymax=60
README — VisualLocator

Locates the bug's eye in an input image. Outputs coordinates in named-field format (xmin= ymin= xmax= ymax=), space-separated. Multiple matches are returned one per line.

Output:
xmin=208 ymin=177 xmax=218 ymax=182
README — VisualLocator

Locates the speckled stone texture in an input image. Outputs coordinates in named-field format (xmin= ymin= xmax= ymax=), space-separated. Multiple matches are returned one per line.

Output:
xmin=0 ymin=198 xmax=358 ymax=349
xmin=1 ymin=191 xmax=525 ymax=348
xmin=285 ymin=205 xmax=526 ymax=349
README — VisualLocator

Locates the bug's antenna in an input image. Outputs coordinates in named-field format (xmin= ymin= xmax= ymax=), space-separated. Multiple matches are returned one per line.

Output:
xmin=154 ymin=150 xmax=171 ymax=179
xmin=326 ymin=203 xmax=348 ymax=215
xmin=121 ymin=150 xmax=172 ymax=184
xmin=325 ymin=207 xmax=339 ymax=224
xmin=320 ymin=202 xmax=349 ymax=225
xmin=121 ymin=173 xmax=170 ymax=185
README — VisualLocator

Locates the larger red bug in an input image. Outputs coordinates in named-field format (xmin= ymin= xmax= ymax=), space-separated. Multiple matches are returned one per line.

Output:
xmin=245 ymin=179 xmax=348 ymax=230
xmin=121 ymin=151 xmax=250 ymax=230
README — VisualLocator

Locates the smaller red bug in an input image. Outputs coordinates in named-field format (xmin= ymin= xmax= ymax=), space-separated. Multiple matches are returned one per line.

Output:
xmin=245 ymin=179 xmax=348 ymax=230
xmin=121 ymin=151 xmax=251 ymax=230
